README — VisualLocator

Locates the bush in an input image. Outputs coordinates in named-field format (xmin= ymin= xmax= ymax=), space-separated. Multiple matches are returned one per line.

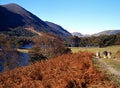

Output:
xmin=115 ymin=50 xmax=120 ymax=60
xmin=29 ymin=33 xmax=71 ymax=62
xmin=29 ymin=47 xmax=47 ymax=63
xmin=0 ymin=52 xmax=117 ymax=87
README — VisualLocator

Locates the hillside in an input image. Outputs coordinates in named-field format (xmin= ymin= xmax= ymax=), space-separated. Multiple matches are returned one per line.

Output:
xmin=92 ymin=30 xmax=120 ymax=36
xmin=0 ymin=3 xmax=71 ymax=39
xmin=0 ymin=52 xmax=116 ymax=88
xmin=0 ymin=3 xmax=49 ymax=31
xmin=45 ymin=21 xmax=72 ymax=39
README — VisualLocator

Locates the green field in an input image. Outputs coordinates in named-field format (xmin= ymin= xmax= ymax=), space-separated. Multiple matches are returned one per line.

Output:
xmin=71 ymin=45 xmax=120 ymax=71
xmin=70 ymin=45 xmax=120 ymax=71
xmin=70 ymin=45 xmax=120 ymax=58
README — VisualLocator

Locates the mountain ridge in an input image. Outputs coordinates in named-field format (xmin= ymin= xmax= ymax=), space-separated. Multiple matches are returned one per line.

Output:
xmin=0 ymin=3 xmax=71 ymax=39
xmin=92 ymin=30 xmax=120 ymax=36
xmin=72 ymin=30 xmax=120 ymax=37
xmin=45 ymin=21 xmax=72 ymax=39
xmin=72 ymin=32 xmax=83 ymax=37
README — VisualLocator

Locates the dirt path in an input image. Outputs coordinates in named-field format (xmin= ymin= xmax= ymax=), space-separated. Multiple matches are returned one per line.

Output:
xmin=97 ymin=58 xmax=120 ymax=76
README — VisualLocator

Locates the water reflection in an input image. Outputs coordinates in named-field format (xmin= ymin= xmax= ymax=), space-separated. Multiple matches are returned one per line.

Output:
xmin=0 ymin=58 xmax=4 ymax=72
xmin=20 ymin=44 xmax=33 ymax=49
xmin=0 ymin=51 xmax=30 ymax=72
xmin=19 ymin=53 xmax=29 ymax=66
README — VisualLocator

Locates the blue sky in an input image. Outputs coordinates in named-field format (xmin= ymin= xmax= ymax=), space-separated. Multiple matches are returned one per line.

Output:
xmin=0 ymin=0 xmax=120 ymax=34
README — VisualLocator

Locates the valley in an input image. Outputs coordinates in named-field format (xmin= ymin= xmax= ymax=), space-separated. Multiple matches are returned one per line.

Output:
xmin=0 ymin=2 xmax=120 ymax=88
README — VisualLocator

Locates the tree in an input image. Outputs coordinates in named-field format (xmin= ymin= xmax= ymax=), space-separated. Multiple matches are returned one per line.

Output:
xmin=114 ymin=33 xmax=120 ymax=45
xmin=68 ymin=36 xmax=80 ymax=47
xmin=29 ymin=33 xmax=71 ymax=62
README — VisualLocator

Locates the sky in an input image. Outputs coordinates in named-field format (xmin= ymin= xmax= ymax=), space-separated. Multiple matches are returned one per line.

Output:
xmin=0 ymin=0 xmax=120 ymax=34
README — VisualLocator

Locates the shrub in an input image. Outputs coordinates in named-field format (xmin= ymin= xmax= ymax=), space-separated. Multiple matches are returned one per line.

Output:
xmin=29 ymin=33 xmax=71 ymax=62
xmin=115 ymin=50 xmax=120 ymax=60
xmin=0 ymin=52 xmax=116 ymax=87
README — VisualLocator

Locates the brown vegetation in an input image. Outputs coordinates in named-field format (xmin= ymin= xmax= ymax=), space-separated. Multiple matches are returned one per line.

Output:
xmin=115 ymin=50 xmax=120 ymax=60
xmin=29 ymin=33 xmax=71 ymax=62
xmin=0 ymin=52 xmax=116 ymax=88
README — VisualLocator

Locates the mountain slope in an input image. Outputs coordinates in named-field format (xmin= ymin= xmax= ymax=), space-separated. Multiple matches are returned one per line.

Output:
xmin=0 ymin=3 xmax=71 ymax=39
xmin=45 ymin=21 xmax=72 ymax=39
xmin=0 ymin=3 xmax=49 ymax=31
xmin=92 ymin=30 xmax=120 ymax=36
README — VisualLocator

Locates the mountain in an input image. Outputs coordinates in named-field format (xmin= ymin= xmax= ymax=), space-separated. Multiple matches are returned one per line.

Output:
xmin=0 ymin=3 xmax=49 ymax=31
xmin=92 ymin=30 xmax=120 ymax=36
xmin=45 ymin=21 xmax=72 ymax=39
xmin=72 ymin=32 xmax=83 ymax=37
xmin=0 ymin=3 xmax=71 ymax=39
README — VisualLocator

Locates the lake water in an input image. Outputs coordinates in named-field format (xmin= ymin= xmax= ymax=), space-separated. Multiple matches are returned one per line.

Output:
xmin=0 ymin=52 xmax=30 ymax=72
xmin=20 ymin=44 xmax=33 ymax=49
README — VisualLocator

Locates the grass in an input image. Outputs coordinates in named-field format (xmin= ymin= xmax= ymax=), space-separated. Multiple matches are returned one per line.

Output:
xmin=17 ymin=49 xmax=31 ymax=53
xmin=71 ymin=45 xmax=120 ymax=87
xmin=92 ymin=58 xmax=120 ymax=87
xmin=102 ymin=58 xmax=120 ymax=71
xmin=103 ymin=59 xmax=120 ymax=87
xmin=70 ymin=45 xmax=120 ymax=57
xmin=70 ymin=45 xmax=120 ymax=71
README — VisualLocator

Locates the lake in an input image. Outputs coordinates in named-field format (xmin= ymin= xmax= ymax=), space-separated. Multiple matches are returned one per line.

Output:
xmin=0 ymin=52 xmax=30 ymax=72
xmin=19 ymin=44 xmax=33 ymax=49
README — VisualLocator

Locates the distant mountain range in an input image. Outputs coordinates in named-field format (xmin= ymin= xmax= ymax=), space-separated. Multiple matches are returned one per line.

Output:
xmin=72 ymin=32 xmax=83 ymax=37
xmin=72 ymin=30 xmax=120 ymax=37
xmin=92 ymin=30 xmax=120 ymax=36
xmin=72 ymin=32 xmax=91 ymax=37
xmin=0 ymin=3 xmax=71 ymax=39
xmin=1 ymin=3 xmax=120 ymax=39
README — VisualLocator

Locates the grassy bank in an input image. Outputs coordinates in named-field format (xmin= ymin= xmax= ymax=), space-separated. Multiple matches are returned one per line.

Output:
xmin=93 ymin=58 xmax=120 ymax=87
xmin=102 ymin=58 xmax=120 ymax=71
xmin=71 ymin=45 xmax=120 ymax=87
xmin=70 ymin=45 xmax=120 ymax=71
xmin=17 ymin=49 xmax=31 ymax=53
